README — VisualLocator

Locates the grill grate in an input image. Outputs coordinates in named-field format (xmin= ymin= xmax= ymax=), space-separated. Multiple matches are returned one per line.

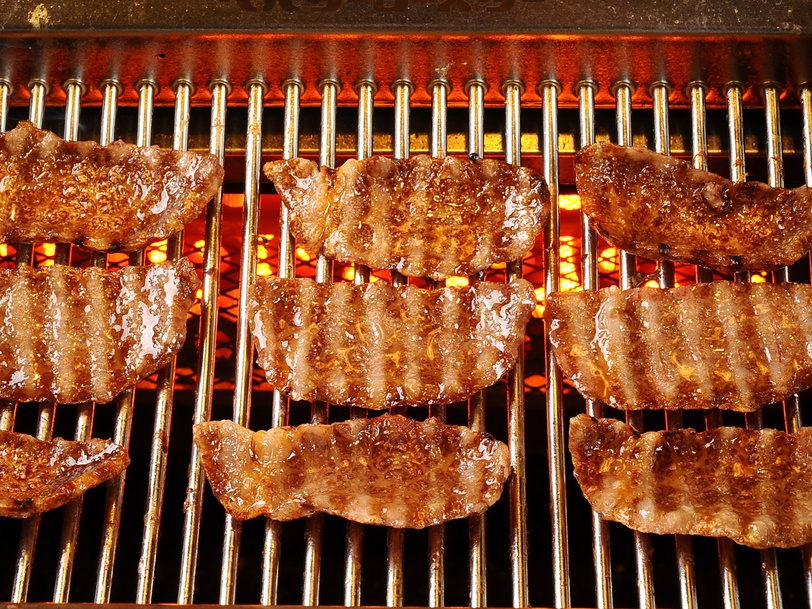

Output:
xmin=0 ymin=48 xmax=811 ymax=609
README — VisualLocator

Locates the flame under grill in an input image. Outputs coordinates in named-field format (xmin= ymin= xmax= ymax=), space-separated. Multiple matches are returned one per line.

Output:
xmin=0 ymin=33 xmax=810 ymax=609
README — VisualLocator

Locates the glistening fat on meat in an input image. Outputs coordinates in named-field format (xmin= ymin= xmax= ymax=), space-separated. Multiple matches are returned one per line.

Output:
xmin=569 ymin=414 xmax=812 ymax=549
xmin=0 ymin=258 xmax=200 ymax=404
xmin=545 ymin=281 xmax=812 ymax=412
xmin=194 ymin=415 xmax=511 ymax=528
xmin=264 ymin=154 xmax=549 ymax=280
xmin=248 ymin=276 xmax=534 ymax=409
xmin=0 ymin=121 xmax=223 ymax=251
xmin=574 ymin=141 xmax=812 ymax=273
xmin=0 ymin=430 xmax=129 ymax=518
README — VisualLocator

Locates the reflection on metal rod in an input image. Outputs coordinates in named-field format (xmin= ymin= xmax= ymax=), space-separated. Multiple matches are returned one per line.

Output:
xmin=95 ymin=78 xmax=133 ymax=605
xmin=10 ymin=78 xmax=52 ymax=604
xmin=800 ymin=84 xmax=812 ymax=609
xmin=652 ymin=81 xmax=697 ymax=609
xmin=0 ymin=79 xmax=11 ymax=432
xmin=221 ymin=78 xmax=267 ymax=605
xmin=612 ymin=79 xmax=655 ymax=609
xmin=576 ymin=78 xmax=613 ymax=609
xmin=177 ymin=78 xmax=229 ymax=604
xmin=759 ymin=82 xmax=786 ymax=609
xmin=466 ymin=76 xmax=488 ymax=609
xmin=689 ymin=80 xmax=740 ymax=609
xmin=137 ymin=78 xmax=184 ymax=605
xmin=386 ymin=76 xmax=412 ymax=609
xmin=427 ymin=76 xmax=450 ymax=609
xmin=52 ymin=77 xmax=90 ymax=604
xmin=540 ymin=79 xmax=570 ymax=609
xmin=503 ymin=79 xmax=530 ymax=609
xmin=344 ymin=78 xmax=377 ymax=608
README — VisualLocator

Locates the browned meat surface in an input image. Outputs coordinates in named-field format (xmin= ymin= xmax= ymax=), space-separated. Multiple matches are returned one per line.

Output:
xmin=570 ymin=414 xmax=812 ymax=549
xmin=546 ymin=281 xmax=812 ymax=412
xmin=575 ymin=142 xmax=812 ymax=273
xmin=0 ymin=121 xmax=223 ymax=251
xmin=264 ymin=155 xmax=549 ymax=280
xmin=249 ymin=277 xmax=534 ymax=409
xmin=0 ymin=258 xmax=200 ymax=404
xmin=0 ymin=430 xmax=129 ymax=518
xmin=194 ymin=415 xmax=511 ymax=527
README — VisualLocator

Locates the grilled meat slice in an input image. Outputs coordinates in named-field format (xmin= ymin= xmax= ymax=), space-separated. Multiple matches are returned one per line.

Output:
xmin=546 ymin=281 xmax=812 ymax=412
xmin=249 ymin=277 xmax=534 ymax=409
xmin=0 ymin=258 xmax=200 ymax=404
xmin=0 ymin=121 xmax=223 ymax=251
xmin=0 ymin=430 xmax=129 ymax=518
xmin=570 ymin=414 xmax=812 ymax=549
xmin=194 ymin=415 xmax=511 ymax=527
xmin=575 ymin=141 xmax=812 ymax=273
xmin=264 ymin=154 xmax=549 ymax=280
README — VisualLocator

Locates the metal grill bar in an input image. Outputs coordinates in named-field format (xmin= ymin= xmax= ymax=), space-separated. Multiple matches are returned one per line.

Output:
xmin=427 ymin=76 xmax=449 ymax=609
xmin=386 ymin=76 xmax=411 ymax=609
xmin=344 ymin=78 xmax=377 ymax=608
xmin=465 ymin=76 xmax=488 ymax=609
xmin=95 ymin=78 xmax=137 ymax=605
xmin=177 ymin=77 xmax=229 ymax=604
xmin=10 ymin=80 xmax=51 ymax=604
xmin=801 ymin=84 xmax=812 ymax=609
xmin=612 ymin=79 xmax=656 ymax=609
xmin=137 ymin=79 xmax=187 ymax=604
xmin=758 ymin=82 xmax=786 ymax=609
xmin=503 ymin=79 xmax=530 ymax=609
xmin=651 ymin=81 xmax=699 ymax=609
xmin=540 ymin=78 xmax=569 ymax=609
xmin=221 ymin=77 xmax=266 ymax=605
xmin=52 ymin=78 xmax=90 ymax=604
xmin=688 ymin=80 xmax=741 ymax=609
xmin=576 ymin=78 xmax=613 ymax=609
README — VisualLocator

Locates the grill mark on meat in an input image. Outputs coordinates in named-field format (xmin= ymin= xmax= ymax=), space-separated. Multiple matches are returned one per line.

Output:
xmin=0 ymin=259 xmax=199 ymax=404
xmin=547 ymin=282 xmax=812 ymax=411
xmin=194 ymin=415 xmax=511 ymax=528
xmin=250 ymin=277 xmax=533 ymax=409
xmin=569 ymin=414 xmax=812 ymax=548
xmin=575 ymin=142 xmax=812 ymax=273
xmin=0 ymin=121 xmax=223 ymax=252
xmin=264 ymin=155 xmax=549 ymax=281
xmin=0 ymin=430 xmax=129 ymax=518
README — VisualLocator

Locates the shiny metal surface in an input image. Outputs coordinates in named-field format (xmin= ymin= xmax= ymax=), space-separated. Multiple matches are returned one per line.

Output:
xmin=577 ymin=78 xmax=613 ymax=609
xmin=503 ymin=79 xmax=529 ymax=609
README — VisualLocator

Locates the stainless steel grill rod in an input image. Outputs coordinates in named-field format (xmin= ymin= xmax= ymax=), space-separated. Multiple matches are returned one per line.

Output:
xmin=53 ymin=77 xmax=93 ymax=604
xmin=759 ymin=82 xmax=787 ymax=609
xmin=612 ymin=79 xmax=656 ymax=609
xmin=689 ymin=80 xmax=741 ymax=609
xmin=178 ymin=77 xmax=230 ymax=604
xmin=95 ymin=78 xmax=135 ymax=605
xmin=724 ymin=79 xmax=782 ymax=609
xmin=137 ymin=78 xmax=187 ymax=604
xmin=427 ymin=76 xmax=449 ymax=609
xmin=466 ymin=76 xmax=488 ymax=609
xmin=10 ymin=79 xmax=52 ymax=604
xmin=386 ymin=76 xmax=412 ymax=609
xmin=503 ymin=79 xmax=530 ymax=609
xmin=344 ymin=78 xmax=377 ymax=608
xmin=651 ymin=81 xmax=698 ymax=609
xmin=576 ymin=78 xmax=613 ymax=609
xmin=301 ymin=77 xmax=331 ymax=608
xmin=800 ymin=82 xmax=812 ymax=609
xmin=540 ymin=78 xmax=570 ymax=609
xmin=220 ymin=77 xmax=267 ymax=605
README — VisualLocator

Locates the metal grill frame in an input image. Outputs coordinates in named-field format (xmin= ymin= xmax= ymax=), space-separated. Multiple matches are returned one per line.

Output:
xmin=0 ymin=32 xmax=811 ymax=609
